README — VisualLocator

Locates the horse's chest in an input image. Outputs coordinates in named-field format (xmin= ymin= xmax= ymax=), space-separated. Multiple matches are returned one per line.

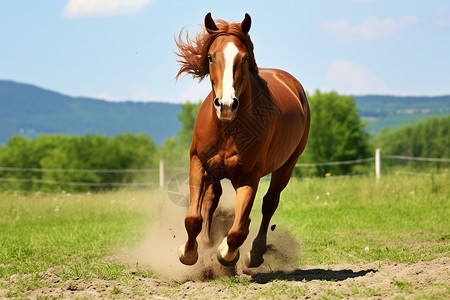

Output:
xmin=202 ymin=149 xmax=242 ymax=179
xmin=198 ymin=133 xmax=255 ymax=179
xmin=197 ymin=119 xmax=266 ymax=179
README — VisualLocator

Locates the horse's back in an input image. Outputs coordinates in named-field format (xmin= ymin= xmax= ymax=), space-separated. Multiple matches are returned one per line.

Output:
xmin=254 ymin=68 xmax=310 ymax=173
xmin=258 ymin=68 xmax=307 ymax=113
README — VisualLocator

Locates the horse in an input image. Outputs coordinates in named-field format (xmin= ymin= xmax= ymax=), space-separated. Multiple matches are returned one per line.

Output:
xmin=175 ymin=13 xmax=310 ymax=268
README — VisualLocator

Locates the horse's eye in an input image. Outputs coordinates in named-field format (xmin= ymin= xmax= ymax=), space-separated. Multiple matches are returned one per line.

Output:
xmin=243 ymin=56 xmax=249 ymax=64
xmin=208 ymin=55 xmax=213 ymax=63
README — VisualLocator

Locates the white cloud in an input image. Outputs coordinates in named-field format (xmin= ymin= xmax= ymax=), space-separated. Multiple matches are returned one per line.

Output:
xmin=326 ymin=59 xmax=388 ymax=94
xmin=63 ymin=0 xmax=152 ymax=19
xmin=435 ymin=4 xmax=450 ymax=27
xmin=321 ymin=16 xmax=418 ymax=42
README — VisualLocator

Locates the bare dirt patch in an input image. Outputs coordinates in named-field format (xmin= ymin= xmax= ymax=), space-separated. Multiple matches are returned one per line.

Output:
xmin=116 ymin=180 xmax=301 ymax=281
xmin=2 ymin=257 xmax=448 ymax=299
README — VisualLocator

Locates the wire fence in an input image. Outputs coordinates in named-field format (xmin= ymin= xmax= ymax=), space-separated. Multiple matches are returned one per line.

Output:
xmin=0 ymin=166 xmax=161 ymax=189
xmin=383 ymin=155 xmax=450 ymax=163
xmin=0 ymin=166 xmax=160 ymax=173
xmin=295 ymin=157 xmax=375 ymax=167
xmin=0 ymin=177 xmax=158 ymax=187
xmin=0 ymin=150 xmax=449 ymax=190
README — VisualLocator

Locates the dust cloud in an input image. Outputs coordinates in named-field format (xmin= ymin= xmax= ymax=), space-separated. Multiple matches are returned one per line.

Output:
xmin=120 ymin=180 xmax=299 ymax=281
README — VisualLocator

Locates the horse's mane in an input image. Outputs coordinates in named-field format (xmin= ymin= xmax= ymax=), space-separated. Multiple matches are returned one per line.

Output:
xmin=175 ymin=19 xmax=258 ymax=81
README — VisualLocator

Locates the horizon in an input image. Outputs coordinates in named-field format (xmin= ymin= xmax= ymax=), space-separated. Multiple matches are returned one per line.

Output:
xmin=1 ymin=1 xmax=450 ymax=103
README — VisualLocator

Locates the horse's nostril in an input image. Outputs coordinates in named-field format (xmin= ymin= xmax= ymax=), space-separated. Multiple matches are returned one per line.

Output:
xmin=214 ymin=98 xmax=220 ymax=107
xmin=231 ymin=98 xmax=239 ymax=111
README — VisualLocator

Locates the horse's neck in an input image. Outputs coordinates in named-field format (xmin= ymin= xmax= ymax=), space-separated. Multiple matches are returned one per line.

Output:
xmin=239 ymin=72 xmax=267 ymax=114
xmin=238 ymin=72 xmax=259 ymax=110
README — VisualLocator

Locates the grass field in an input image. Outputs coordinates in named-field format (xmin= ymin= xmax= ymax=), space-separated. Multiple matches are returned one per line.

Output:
xmin=274 ymin=174 xmax=449 ymax=265
xmin=0 ymin=189 xmax=156 ymax=297
xmin=0 ymin=174 xmax=449 ymax=298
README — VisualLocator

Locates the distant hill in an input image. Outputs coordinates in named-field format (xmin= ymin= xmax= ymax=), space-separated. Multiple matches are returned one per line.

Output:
xmin=354 ymin=95 xmax=450 ymax=136
xmin=1 ymin=80 xmax=450 ymax=144
xmin=0 ymin=80 xmax=181 ymax=145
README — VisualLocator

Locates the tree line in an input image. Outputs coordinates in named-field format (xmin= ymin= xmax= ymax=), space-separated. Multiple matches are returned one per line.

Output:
xmin=375 ymin=115 xmax=450 ymax=170
xmin=1 ymin=91 xmax=448 ymax=191
xmin=0 ymin=133 xmax=158 ymax=191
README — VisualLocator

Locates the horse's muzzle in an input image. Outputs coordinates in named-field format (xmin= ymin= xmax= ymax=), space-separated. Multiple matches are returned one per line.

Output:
xmin=214 ymin=97 xmax=239 ymax=121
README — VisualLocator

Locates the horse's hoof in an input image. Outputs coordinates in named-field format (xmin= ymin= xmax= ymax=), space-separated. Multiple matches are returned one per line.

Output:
xmin=245 ymin=251 xmax=264 ymax=268
xmin=178 ymin=241 xmax=198 ymax=265
xmin=217 ymin=249 xmax=240 ymax=266
xmin=216 ymin=237 xmax=240 ymax=266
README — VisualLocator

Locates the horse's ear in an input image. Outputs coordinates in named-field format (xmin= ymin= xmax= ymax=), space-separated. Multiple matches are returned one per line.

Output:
xmin=241 ymin=13 xmax=251 ymax=35
xmin=204 ymin=12 xmax=218 ymax=33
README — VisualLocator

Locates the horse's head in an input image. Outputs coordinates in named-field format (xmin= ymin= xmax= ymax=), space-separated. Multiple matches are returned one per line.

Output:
xmin=204 ymin=13 xmax=252 ymax=121
xmin=176 ymin=13 xmax=258 ymax=121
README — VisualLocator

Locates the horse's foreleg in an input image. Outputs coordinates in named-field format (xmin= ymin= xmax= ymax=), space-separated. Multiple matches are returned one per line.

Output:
xmin=245 ymin=157 xmax=298 ymax=268
xmin=199 ymin=181 xmax=222 ymax=245
xmin=217 ymin=178 xmax=259 ymax=266
xmin=179 ymin=155 xmax=210 ymax=265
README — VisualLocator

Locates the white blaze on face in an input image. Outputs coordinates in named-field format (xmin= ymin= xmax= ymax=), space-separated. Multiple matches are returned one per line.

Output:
xmin=221 ymin=42 xmax=239 ymax=105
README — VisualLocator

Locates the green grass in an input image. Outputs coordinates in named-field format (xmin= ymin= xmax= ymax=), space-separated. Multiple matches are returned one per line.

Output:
xmin=351 ymin=285 xmax=380 ymax=297
xmin=0 ymin=174 xmax=448 ymax=296
xmin=268 ymin=174 xmax=450 ymax=265
xmin=0 ymin=189 xmax=156 ymax=281
xmin=393 ymin=279 xmax=413 ymax=292
xmin=259 ymin=282 xmax=306 ymax=298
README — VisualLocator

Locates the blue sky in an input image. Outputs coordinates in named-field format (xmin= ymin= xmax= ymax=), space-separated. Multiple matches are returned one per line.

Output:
xmin=1 ymin=0 xmax=449 ymax=103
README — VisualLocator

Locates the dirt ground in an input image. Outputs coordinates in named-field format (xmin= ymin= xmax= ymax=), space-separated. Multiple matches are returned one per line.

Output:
xmin=2 ymin=257 xmax=449 ymax=299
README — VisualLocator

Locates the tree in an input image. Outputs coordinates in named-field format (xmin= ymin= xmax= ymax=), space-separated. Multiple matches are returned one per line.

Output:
xmin=177 ymin=101 xmax=202 ymax=147
xmin=299 ymin=91 xmax=371 ymax=176
xmin=158 ymin=100 xmax=202 ymax=167
xmin=158 ymin=136 xmax=189 ymax=168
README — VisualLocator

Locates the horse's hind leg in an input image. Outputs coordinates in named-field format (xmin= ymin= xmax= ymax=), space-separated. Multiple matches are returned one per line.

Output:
xmin=245 ymin=156 xmax=298 ymax=268
xmin=199 ymin=181 xmax=222 ymax=245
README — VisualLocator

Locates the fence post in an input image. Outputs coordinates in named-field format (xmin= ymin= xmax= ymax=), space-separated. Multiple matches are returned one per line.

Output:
xmin=159 ymin=160 xmax=164 ymax=189
xmin=375 ymin=149 xmax=382 ymax=180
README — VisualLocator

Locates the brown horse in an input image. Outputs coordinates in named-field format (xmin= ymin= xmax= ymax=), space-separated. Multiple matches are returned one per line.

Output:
xmin=175 ymin=13 xmax=310 ymax=267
